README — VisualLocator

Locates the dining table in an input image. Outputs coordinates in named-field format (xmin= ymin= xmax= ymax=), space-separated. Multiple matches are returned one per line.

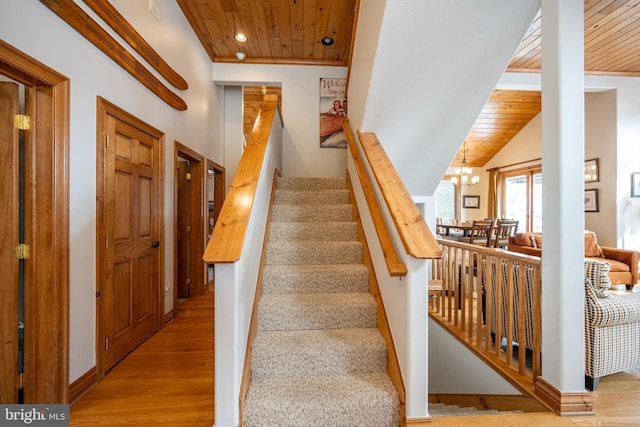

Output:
xmin=438 ymin=222 xmax=475 ymax=237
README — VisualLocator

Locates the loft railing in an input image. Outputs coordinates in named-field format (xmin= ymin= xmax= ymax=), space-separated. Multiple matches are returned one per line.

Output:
xmin=431 ymin=238 xmax=542 ymax=397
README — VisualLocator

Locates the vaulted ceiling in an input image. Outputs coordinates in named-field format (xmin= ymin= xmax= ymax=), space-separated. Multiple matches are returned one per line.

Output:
xmin=177 ymin=0 xmax=640 ymax=167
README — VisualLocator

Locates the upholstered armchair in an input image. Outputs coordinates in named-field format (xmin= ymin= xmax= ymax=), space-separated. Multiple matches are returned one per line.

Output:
xmin=585 ymin=260 xmax=640 ymax=390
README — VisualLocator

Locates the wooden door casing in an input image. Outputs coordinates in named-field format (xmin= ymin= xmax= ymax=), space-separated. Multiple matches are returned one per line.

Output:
xmin=96 ymin=98 xmax=165 ymax=377
xmin=0 ymin=81 xmax=19 ymax=403
xmin=173 ymin=142 xmax=205 ymax=305
xmin=0 ymin=40 xmax=70 ymax=403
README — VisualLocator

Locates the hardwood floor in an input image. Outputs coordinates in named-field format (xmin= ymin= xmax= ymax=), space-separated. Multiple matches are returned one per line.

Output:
xmin=70 ymin=291 xmax=214 ymax=426
xmin=431 ymin=368 xmax=640 ymax=426
xmin=69 ymin=288 xmax=640 ymax=426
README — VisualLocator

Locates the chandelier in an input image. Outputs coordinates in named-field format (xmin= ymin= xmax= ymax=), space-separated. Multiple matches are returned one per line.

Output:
xmin=450 ymin=141 xmax=479 ymax=186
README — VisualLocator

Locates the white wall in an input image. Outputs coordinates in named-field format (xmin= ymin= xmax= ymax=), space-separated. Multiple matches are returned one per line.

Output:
xmin=212 ymin=63 xmax=348 ymax=178
xmin=349 ymin=0 xmax=540 ymax=197
xmin=0 ymin=0 xmax=220 ymax=383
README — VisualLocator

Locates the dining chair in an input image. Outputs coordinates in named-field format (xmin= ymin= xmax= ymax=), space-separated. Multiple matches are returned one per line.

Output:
xmin=491 ymin=219 xmax=519 ymax=249
xmin=457 ymin=219 xmax=494 ymax=247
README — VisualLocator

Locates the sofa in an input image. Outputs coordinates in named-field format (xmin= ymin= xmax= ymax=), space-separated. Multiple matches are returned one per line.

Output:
xmin=585 ymin=260 xmax=640 ymax=390
xmin=508 ymin=231 xmax=639 ymax=289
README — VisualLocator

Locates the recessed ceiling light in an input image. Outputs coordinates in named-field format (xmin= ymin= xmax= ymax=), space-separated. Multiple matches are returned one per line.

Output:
xmin=321 ymin=37 xmax=334 ymax=46
xmin=236 ymin=52 xmax=246 ymax=61
xmin=235 ymin=33 xmax=247 ymax=42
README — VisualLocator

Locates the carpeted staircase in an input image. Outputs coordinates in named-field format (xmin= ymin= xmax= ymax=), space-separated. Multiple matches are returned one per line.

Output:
xmin=243 ymin=177 xmax=400 ymax=427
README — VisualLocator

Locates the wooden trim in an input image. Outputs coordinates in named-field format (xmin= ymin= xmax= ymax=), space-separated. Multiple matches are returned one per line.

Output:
xmin=0 ymin=40 xmax=70 ymax=403
xmin=206 ymin=160 xmax=226 ymax=229
xmin=69 ymin=367 xmax=97 ymax=404
xmin=164 ymin=309 xmax=175 ymax=326
xmin=535 ymin=377 xmax=594 ymax=416
xmin=347 ymin=171 xmax=406 ymax=423
xmin=404 ymin=417 xmax=432 ymax=426
xmin=239 ymin=170 xmax=280 ymax=427
xmin=203 ymin=95 xmax=279 ymax=263
xmin=428 ymin=393 xmax=547 ymax=413
xmin=356 ymin=131 xmax=442 ymax=260
xmin=345 ymin=0 xmax=361 ymax=96
xmin=82 ymin=0 xmax=188 ymax=90
xmin=173 ymin=141 xmax=206 ymax=299
xmin=38 ymin=0 xmax=187 ymax=111
xmin=344 ymin=119 xmax=406 ymax=276
xmin=486 ymin=157 xmax=542 ymax=172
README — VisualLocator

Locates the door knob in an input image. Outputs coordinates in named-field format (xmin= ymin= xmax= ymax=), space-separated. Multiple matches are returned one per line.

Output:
xmin=152 ymin=241 xmax=160 ymax=248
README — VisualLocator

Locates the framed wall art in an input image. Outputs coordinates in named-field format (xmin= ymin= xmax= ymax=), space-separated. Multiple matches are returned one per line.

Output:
xmin=319 ymin=78 xmax=347 ymax=148
xmin=463 ymin=195 xmax=480 ymax=209
xmin=585 ymin=189 xmax=599 ymax=212
xmin=584 ymin=158 xmax=599 ymax=183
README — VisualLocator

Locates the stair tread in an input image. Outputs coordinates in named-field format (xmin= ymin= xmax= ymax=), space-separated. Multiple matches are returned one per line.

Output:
xmin=244 ymin=373 xmax=399 ymax=427
xmin=266 ymin=241 xmax=362 ymax=265
xmin=254 ymin=328 xmax=385 ymax=353
xmin=268 ymin=221 xmax=358 ymax=241
xmin=260 ymin=292 xmax=375 ymax=305
xmin=258 ymin=293 xmax=377 ymax=331
xmin=274 ymin=189 xmax=349 ymax=205
xmin=262 ymin=264 xmax=369 ymax=294
xmin=276 ymin=177 xmax=346 ymax=190
xmin=252 ymin=329 xmax=387 ymax=378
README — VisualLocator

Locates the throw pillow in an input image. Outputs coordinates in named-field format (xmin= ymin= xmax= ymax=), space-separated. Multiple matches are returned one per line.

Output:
xmin=584 ymin=260 xmax=612 ymax=298
xmin=513 ymin=232 xmax=534 ymax=247
xmin=533 ymin=234 xmax=542 ymax=249
xmin=584 ymin=231 xmax=605 ymax=258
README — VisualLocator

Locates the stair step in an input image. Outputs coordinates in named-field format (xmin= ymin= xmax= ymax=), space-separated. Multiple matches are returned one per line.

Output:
xmin=271 ymin=204 xmax=353 ymax=222
xmin=269 ymin=221 xmax=358 ymax=242
xmin=266 ymin=241 xmax=362 ymax=265
xmin=251 ymin=329 xmax=386 ymax=378
xmin=262 ymin=264 xmax=369 ymax=294
xmin=276 ymin=176 xmax=346 ymax=190
xmin=274 ymin=189 xmax=350 ymax=205
xmin=258 ymin=293 xmax=377 ymax=331
xmin=244 ymin=373 xmax=400 ymax=427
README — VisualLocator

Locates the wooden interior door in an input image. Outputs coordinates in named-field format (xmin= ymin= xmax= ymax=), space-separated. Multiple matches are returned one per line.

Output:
xmin=100 ymin=107 xmax=161 ymax=373
xmin=0 ymin=81 xmax=19 ymax=403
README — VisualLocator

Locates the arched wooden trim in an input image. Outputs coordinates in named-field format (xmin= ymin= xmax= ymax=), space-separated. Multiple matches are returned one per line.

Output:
xmin=82 ymin=0 xmax=188 ymax=90
xmin=39 ymin=0 xmax=187 ymax=111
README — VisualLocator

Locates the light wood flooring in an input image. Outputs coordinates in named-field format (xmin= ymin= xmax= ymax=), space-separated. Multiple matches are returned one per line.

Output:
xmin=70 ymin=290 xmax=214 ymax=426
xmin=69 ymin=288 xmax=640 ymax=426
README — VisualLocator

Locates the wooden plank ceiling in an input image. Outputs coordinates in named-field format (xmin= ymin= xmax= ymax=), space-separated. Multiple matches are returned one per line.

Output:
xmin=177 ymin=0 xmax=640 ymax=167
xmin=176 ymin=0 xmax=356 ymax=66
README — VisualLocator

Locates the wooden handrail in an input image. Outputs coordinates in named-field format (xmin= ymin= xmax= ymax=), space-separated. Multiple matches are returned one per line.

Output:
xmin=343 ymin=119 xmax=407 ymax=276
xmin=356 ymin=131 xmax=442 ymax=259
xmin=203 ymin=95 xmax=279 ymax=263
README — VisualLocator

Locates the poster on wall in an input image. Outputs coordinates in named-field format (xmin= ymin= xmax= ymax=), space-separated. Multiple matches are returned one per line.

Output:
xmin=319 ymin=78 xmax=347 ymax=148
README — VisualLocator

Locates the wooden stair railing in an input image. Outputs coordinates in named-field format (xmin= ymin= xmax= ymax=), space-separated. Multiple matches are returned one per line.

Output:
xmin=430 ymin=238 xmax=546 ymax=407
xmin=343 ymin=119 xmax=407 ymax=276
xmin=343 ymin=119 xmax=442 ymax=269
xmin=203 ymin=94 xmax=279 ymax=263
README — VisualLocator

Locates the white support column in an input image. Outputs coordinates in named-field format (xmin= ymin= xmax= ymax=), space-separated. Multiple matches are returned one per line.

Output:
xmin=540 ymin=0 xmax=585 ymax=392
